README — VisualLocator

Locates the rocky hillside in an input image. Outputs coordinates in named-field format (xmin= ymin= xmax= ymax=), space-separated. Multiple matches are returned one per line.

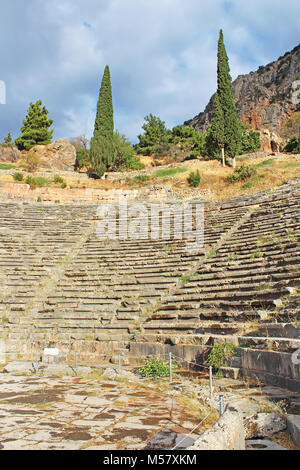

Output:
xmin=185 ymin=43 xmax=300 ymax=134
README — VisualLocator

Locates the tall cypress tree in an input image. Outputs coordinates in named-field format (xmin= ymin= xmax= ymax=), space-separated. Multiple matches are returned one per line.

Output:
xmin=90 ymin=65 xmax=114 ymax=176
xmin=211 ymin=30 xmax=240 ymax=168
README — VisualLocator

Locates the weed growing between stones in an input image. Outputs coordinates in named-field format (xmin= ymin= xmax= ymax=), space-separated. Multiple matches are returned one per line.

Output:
xmin=206 ymin=342 xmax=236 ymax=372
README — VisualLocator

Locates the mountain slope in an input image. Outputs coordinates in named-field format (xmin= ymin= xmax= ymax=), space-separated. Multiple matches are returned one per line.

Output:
xmin=185 ymin=43 xmax=300 ymax=133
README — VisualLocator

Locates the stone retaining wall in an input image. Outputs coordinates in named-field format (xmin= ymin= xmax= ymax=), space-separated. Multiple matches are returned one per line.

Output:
xmin=240 ymin=349 xmax=300 ymax=392
xmin=187 ymin=409 xmax=245 ymax=450
xmin=0 ymin=181 xmax=210 ymax=203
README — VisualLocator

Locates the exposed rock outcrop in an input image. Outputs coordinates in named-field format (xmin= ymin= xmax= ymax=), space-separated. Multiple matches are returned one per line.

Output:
xmin=185 ymin=43 xmax=300 ymax=135
xmin=0 ymin=145 xmax=22 ymax=163
xmin=259 ymin=129 xmax=285 ymax=152
xmin=29 ymin=138 xmax=76 ymax=171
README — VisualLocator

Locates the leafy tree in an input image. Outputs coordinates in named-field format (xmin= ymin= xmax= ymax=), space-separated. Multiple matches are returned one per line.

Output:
xmin=15 ymin=100 xmax=53 ymax=150
xmin=136 ymin=114 xmax=172 ymax=156
xmin=4 ymin=132 xmax=13 ymax=144
xmin=238 ymin=122 xmax=261 ymax=154
xmin=172 ymin=125 xmax=206 ymax=156
xmin=210 ymin=30 xmax=240 ymax=167
xmin=90 ymin=65 xmax=114 ymax=177
xmin=284 ymin=136 xmax=300 ymax=154
xmin=111 ymin=131 xmax=144 ymax=171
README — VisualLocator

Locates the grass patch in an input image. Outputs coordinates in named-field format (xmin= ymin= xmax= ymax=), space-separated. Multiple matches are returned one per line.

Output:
xmin=251 ymin=251 xmax=264 ymax=259
xmin=252 ymin=159 xmax=275 ymax=169
xmin=126 ymin=174 xmax=151 ymax=185
xmin=152 ymin=167 xmax=188 ymax=178
xmin=241 ymin=176 xmax=261 ymax=190
xmin=226 ymin=253 xmax=239 ymax=261
xmin=164 ymin=245 xmax=176 ymax=254
xmin=0 ymin=163 xmax=17 ymax=170
xmin=25 ymin=175 xmax=51 ymax=189
xmin=278 ymin=161 xmax=300 ymax=169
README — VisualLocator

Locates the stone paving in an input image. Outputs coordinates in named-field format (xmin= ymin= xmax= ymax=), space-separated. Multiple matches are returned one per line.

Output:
xmin=0 ymin=371 xmax=205 ymax=450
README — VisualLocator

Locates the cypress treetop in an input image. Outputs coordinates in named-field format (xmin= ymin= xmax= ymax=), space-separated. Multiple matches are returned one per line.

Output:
xmin=94 ymin=65 xmax=114 ymax=141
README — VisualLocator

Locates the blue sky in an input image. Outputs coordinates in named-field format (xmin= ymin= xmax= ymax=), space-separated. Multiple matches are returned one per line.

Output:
xmin=0 ymin=0 xmax=299 ymax=144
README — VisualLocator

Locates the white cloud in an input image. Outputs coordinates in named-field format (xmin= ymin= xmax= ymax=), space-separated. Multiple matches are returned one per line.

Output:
xmin=0 ymin=0 xmax=299 ymax=143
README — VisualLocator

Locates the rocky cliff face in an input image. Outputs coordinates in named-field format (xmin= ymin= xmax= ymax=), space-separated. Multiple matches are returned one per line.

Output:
xmin=185 ymin=43 xmax=300 ymax=134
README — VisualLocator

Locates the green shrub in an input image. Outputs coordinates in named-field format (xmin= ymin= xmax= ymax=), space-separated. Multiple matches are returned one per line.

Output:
xmin=25 ymin=175 xmax=50 ymax=189
xmin=13 ymin=172 xmax=24 ymax=181
xmin=138 ymin=356 xmax=177 ymax=378
xmin=112 ymin=132 xmax=145 ymax=171
xmin=53 ymin=175 xmax=67 ymax=188
xmin=37 ymin=196 xmax=42 ymax=203
xmin=284 ymin=137 xmax=300 ymax=154
xmin=206 ymin=343 xmax=236 ymax=372
xmin=53 ymin=175 xmax=64 ymax=184
xmin=75 ymin=148 xmax=90 ymax=169
xmin=188 ymin=170 xmax=201 ymax=187
xmin=227 ymin=164 xmax=257 ymax=183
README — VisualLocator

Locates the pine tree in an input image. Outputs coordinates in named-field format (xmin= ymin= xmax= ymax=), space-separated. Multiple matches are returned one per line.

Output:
xmin=136 ymin=114 xmax=171 ymax=156
xmin=211 ymin=30 xmax=240 ymax=168
xmin=90 ymin=65 xmax=114 ymax=176
xmin=15 ymin=100 xmax=53 ymax=151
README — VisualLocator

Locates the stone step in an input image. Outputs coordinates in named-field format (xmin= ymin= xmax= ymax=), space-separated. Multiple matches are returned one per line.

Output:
xmin=247 ymin=322 xmax=300 ymax=339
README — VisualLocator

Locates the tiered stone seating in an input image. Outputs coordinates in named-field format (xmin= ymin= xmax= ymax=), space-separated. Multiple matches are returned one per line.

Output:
xmin=0 ymin=180 xmax=299 ymax=380
xmin=141 ymin=185 xmax=300 ymax=372
xmin=22 ymin=203 xmax=249 ymax=342
xmin=0 ymin=204 xmax=96 ymax=335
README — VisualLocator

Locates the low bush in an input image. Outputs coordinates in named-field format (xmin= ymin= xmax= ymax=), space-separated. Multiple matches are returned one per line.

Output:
xmin=13 ymin=172 xmax=24 ymax=181
xmin=53 ymin=175 xmax=67 ymax=188
xmin=25 ymin=175 xmax=50 ymax=189
xmin=188 ymin=169 xmax=201 ymax=187
xmin=227 ymin=164 xmax=257 ymax=183
xmin=20 ymin=153 xmax=40 ymax=172
xmin=138 ymin=356 xmax=177 ymax=378
xmin=206 ymin=343 xmax=236 ymax=372
xmin=284 ymin=137 xmax=300 ymax=154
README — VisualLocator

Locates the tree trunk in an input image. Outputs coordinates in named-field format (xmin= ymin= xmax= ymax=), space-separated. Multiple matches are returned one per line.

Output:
xmin=232 ymin=157 xmax=236 ymax=169
xmin=221 ymin=147 xmax=225 ymax=167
